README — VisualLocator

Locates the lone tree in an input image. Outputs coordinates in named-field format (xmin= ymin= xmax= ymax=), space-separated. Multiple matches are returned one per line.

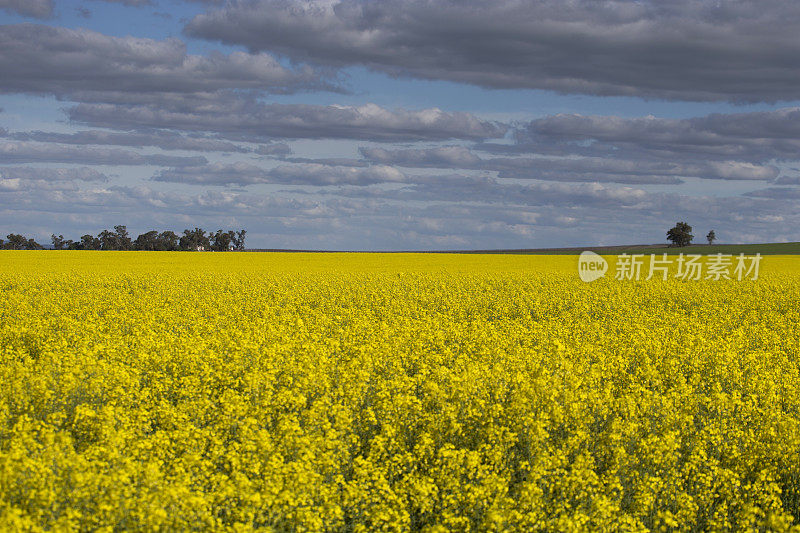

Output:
xmin=666 ymin=222 xmax=693 ymax=247
xmin=706 ymin=230 xmax=716 ymax=245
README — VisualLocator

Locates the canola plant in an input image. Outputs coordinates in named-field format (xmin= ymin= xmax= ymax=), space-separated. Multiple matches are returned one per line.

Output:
xmin=1 ymin=251 xmax=799 ymax=531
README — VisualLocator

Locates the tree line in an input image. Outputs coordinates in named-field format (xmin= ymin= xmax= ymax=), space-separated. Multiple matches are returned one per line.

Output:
xmin=1 ymin=226 xmax=246 ymax=251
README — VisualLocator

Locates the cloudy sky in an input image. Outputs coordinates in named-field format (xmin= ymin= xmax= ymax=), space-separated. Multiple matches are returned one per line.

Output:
xmin=1 ymin=0 xmax=799 ymax=250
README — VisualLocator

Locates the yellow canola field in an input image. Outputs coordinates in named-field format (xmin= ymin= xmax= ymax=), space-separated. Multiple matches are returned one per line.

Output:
xmin=1 ymin=251 xmax=800 ymax=532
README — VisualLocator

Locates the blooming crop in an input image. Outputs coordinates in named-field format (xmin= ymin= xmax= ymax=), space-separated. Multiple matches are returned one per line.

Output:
xmin=1 ymin=251 xmax=799 ymax=531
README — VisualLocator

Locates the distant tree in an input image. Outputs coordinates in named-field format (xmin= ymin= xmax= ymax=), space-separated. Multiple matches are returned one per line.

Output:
xmin=5 ymin=234 xmax=29 ymax=250
xmin=98 ymin=229 xmax=118 ymax=250
xmin=133 ymin=230 xmax=179 ymax=251
xmin=98 ymin=225 xmax=132 ymax=250
xmin=64 ymin=239 xmax=78 ymax=250
xmin=5 ymin=234 xmax=26 ymax=250
xmin=233 ymin=229 xmax=246 ymax=251
xmin=666 ymin=222 xmax=693 ymax=247
xmin=114 ymin=225 xmax=132 ymax=250
xmin=180 ymin=227 xmax=210 ymax=251
xmin=157 ymin=231 xmax=179 ymax=251
xmin=134 ymin=230 xmax=160 ymax=251
xmin=80 ymin=234 xmax=101 ymax=250
xmin=210 ymin=229 xmax=236 ymax=251
xmin=51 ymin=234 xmax=66 ymax=250
xmin=3 ymin=234 xmax=42 ymax=250
xmin=706 ymin=230 xmax=716 ymax=245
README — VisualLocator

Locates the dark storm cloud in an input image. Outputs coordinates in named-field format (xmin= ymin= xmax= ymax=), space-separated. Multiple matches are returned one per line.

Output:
xmin=0 ymin=0 xmax=53 ymax=18
xmin=8 ymin=130 xmax=251 ymax=153
xmin=67 ymin=101 xmax=506 ymax=142
xmin=153 ymin=162 xmax=406 ymax=186
xmin=0 ymin=24 xmax=334 ymax=101
xmin=0 ymin=141 xmax=206 ymax=166
xmin=186 ymin=0 xmax=800 ymax=102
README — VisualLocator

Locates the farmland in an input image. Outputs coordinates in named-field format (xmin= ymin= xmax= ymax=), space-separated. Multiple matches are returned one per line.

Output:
xmin=2 ymin=252 xmax=800 ymax=531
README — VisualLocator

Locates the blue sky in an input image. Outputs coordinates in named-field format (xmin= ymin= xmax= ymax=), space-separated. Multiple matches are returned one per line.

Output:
xmin=2 ymin=0 xmax=800 ymax=250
